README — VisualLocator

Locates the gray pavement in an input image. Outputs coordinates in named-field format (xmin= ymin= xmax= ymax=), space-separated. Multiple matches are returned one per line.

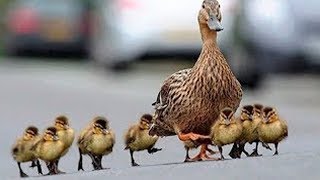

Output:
xmin=1 ymin=57 xmax=320 ymax=179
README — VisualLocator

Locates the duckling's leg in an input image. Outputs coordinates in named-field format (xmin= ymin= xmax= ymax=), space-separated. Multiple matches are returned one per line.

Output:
xmin=250 ymin=141 xmax=262 ymax=157
xmin=54 ymin=160 xmax=65 ymax=174
xmin=190 ymin=144 xmax=219 ymax=161
xmin=218 ymin=146 xmax=225 ymax=160
xmin=206 ymin=146 xmax=218 ymax=155
xmin=130 ymin=149 xmax=139 ymax=166
xmin=273 ymin=143 xmax=279 ymax=156
xmin=239 ymin=143 xmax=250 ymax=157
xmin=147 ymin=147 xmax=162 ymax=154
xmin=36 ymin=159 xmax=43 ymax=175
xmin=228 ymin=143 xmax=239 ymax=159
xmin=45 ymin=162 xmax=56 ymax=175
xmin=88 ymin=153 xmax=100 ymax=170
xmin=17 ymin=162 xmax=28 ymax=177
xmin=96 ymin=155 xmax=105 ymax=170
xmin=184 ymin=146 xmax=191 ymax=162
xmin=78 ymin=148 xmax=84 ymax=171
xmin=262 ymin=142 xmax=272 ymax=151
xmin=30 ymin=160 xmax=37 ymax=168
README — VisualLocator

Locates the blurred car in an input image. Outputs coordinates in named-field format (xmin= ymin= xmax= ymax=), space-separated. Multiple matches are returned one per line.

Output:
xmin=91 ymin=0 xmax=240 ymax=65
xmin=238 ymin=0 xmax=320 ymax=73
xmin=4 ymin=0 xmax=91 ymax=56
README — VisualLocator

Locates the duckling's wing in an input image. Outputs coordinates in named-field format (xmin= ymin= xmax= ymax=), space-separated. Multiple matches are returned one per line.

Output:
xmin=152 ymin=69 xmax=191 ymax=110
xmin=124 ymin=126 xmax=136 ymax=148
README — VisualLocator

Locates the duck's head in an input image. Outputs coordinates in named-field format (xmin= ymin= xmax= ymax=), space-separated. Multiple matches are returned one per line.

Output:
xmin=219 ymin=107 xmax=235 ymax=125
xmin=23 ymin=126 xmax=39 ymax=140
xmin=198 ymin=0 xmax=223 ymax=32
xmin=241 ymin=105 xmax=254 ymax=121
xmin=139 ymin=114 xmax=153 ymax=130
xmin=262 ymin=107 xmax=278 ymax=123
xmin=253 ymin=104 xmax=264 ymax=118
xmin=92 ymin=116 xmax=109 ymax=135
xmin=43 ymin=127 xmax=59 ymax=141
xmin=54 ymin=115 xmax=70 ymax=130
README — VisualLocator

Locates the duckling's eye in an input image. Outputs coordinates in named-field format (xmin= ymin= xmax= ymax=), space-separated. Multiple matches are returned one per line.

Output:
xmin=202 ymin=4 xmax=205 ymax=9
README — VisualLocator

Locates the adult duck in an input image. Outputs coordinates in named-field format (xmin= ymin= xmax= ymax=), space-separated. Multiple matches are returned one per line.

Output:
xmin=149 ymin=0 xmax=242 ymax=161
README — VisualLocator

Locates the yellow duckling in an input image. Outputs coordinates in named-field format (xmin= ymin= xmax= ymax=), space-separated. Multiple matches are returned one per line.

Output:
xmin=258 ymin=106 xmax=288 ymax=155
xmin=53 ymin=115 xmax=75 ymax=172
xmin=11 ymin=126 xmax=42 ymax=177
xmin=211 ymin=108 xmax=243 ymax=160
xmin=77 ymin=116 xmax=115 ymax=171
xmin=124 ymin=114 xmax=162 ymax=166
xmin=33 ymin=127 xmax=65 ymax=175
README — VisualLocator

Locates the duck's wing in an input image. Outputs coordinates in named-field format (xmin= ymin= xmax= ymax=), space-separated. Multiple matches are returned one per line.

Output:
xmin=152 ymin=69 xmax=191 ymax=110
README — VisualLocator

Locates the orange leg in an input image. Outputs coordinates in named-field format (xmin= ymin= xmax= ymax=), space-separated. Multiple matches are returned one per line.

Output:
xmin=190 ymin=144 xmax=219 ymax=161
xmin=178 ymin=133 xmax=211 ymax=141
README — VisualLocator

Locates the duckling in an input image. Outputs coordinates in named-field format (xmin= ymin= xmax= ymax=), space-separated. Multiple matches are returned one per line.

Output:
xmin=235 ymin=105 xmax=255 ymax=158
xmin=53 ymin=115 xmax=75 ymax=172
xmin=77 ymin=116 xmax=115 ymax=171
xmin=211 ymin=108 xmax=243 ymax=160
xmin=149 ymin=0 xmax=242 ymax=162
xmin=124 ymin=114 xmax=162 ymax=166
xmin=33 ymin=127 xmax=65 ymax=175
xmin=258 ymin=107 xmax=288 ymax=155
xmin=249 ymin=104 xmax=272 ymax=156
xmin=11 ymin=126 xmax=42 ymax=177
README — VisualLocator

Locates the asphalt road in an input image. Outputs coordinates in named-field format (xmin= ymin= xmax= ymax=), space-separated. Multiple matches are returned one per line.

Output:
xmin=1 ymin=57 xmax=320 ymax=180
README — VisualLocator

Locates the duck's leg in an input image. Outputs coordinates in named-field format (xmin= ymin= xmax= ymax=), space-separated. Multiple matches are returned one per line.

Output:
xmin=250 ymin=141 xmax=262 ymax=157
xmin=88 ymin=153 xmax=100 ymax=170
xmin=239 ymin=143 xmax=250 ymax=157
xmin=30 ymin=160 xmax=37 ymax=168
xmin=273 ymin=143 xmax=279 ymax=156
xmin=178 ymin=133 xmax=211 ymax=142
xmin=228 ymin=143 xmax=239 ymax=159
xmin=147 ymin=147 xmax=162 ymax=154
xmin=54 ymin=159 xmax=65 ymax=174
xmin=218 ymin=146 xmax=225 ymax=160
xmin=78 ymin=148 xmax=84 ymax=171
xmin=130 ymin=149 xmax=139 ymax=166
xmin=184 ymin=146 xmax=191 ymax=162
xmin=17 ymin=162 xmax=28 ymax=177
xmin=190 ymin=144 xmax=219 ymax=161
xmin=36 ymin=159 xmax=43 ymax=175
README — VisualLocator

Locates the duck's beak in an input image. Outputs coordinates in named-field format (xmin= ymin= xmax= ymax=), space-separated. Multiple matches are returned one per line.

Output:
xmin=207 ymin=15 xmax=223 ymax=31
xmin=53 ymin=135 xmax=59 ymax=141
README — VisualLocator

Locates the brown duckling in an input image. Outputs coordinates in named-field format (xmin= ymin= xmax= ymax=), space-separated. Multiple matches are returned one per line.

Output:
xmin=211 ymin=108 xmax=243 ymax=160
xmin=77 ymin=116 xmax=115 ymax=171
xmin=149 ymin=0 xmax=242 ymax=162
xmin=11 ymin=126 xmax=42 ymax=177
xmin=53 ymin=115 xmax=75 ymax=172
xmin=124 ymin=114 xmax=162 ymax=166
xmin=33 ymin=127 xmax=65 ymax=175
xmin=258 ymin=107 xmax=288 ymax=155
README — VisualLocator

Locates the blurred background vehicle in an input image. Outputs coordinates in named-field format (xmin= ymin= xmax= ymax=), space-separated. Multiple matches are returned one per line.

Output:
xmin=90 ymin=0 xmax=263 ymax=88
xmin=3 ymin=0 xmax=91 ymax=56
xmin=238 ymin=0 xmax=320 ymax=73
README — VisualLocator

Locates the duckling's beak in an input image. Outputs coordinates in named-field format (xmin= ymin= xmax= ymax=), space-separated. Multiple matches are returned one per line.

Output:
xmin=64 ymin=124 xmax=69 ymax=130
xmin=249 ymin=115 xmax=253 ymax=121
xmin=207 ymin=15 xmax=223 ymax=31
xmin=225 ymin=119 xmax=230 ymax=125
xmin=53 ymin=135 xmax=59 ymax=141
xmin=103 ymin=129 xmax=109 ymax=135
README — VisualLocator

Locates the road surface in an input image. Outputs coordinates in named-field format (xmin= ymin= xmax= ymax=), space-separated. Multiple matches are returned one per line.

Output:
xmin=1 ymin=57 xmax=319 ymax=179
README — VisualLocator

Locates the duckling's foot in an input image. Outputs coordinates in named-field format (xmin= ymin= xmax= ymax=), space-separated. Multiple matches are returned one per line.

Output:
xmin=249 ymin=149 xmax=262 ymax=157
xmin=131 ymin=162 xmax=140 ymax=167
xmin=30 ymin=160 xmax=37 ymax=168
xmin=19 ymin=171 xmax=29 ymax=178
xmin=148 ymin=147 xmax=162 ymax=154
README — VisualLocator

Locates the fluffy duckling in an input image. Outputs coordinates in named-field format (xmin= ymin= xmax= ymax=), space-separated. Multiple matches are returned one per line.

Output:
xmin=11 ymin=126 xmax=42 ymax=177
xmin=33 ymin=127 xmax=65 ymax=175
xmin=235 ymin=105 xmax=255 ymax=158
xmin=211 ymin=108 xmax=243 ymax=160
xmin=258 ymin=107 xmax=288 ymax=155
xmin=53 ymin=115 xmax=75 ymax=172
xmin=124 ymin=114 xmax=162 ymax=166
xmin=250 ymin=104 xmax=272 ymax=156
xmin=77 ymin=116 xmax=115 ymax=171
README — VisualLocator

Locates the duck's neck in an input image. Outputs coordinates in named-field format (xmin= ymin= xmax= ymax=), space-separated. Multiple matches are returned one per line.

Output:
xmin=199 ymin=23 xmax=217 ymax=43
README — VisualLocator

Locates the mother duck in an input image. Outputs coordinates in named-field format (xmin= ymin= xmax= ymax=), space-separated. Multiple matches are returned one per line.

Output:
xmin=149 ymin=0 xmax=242 ymax=161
